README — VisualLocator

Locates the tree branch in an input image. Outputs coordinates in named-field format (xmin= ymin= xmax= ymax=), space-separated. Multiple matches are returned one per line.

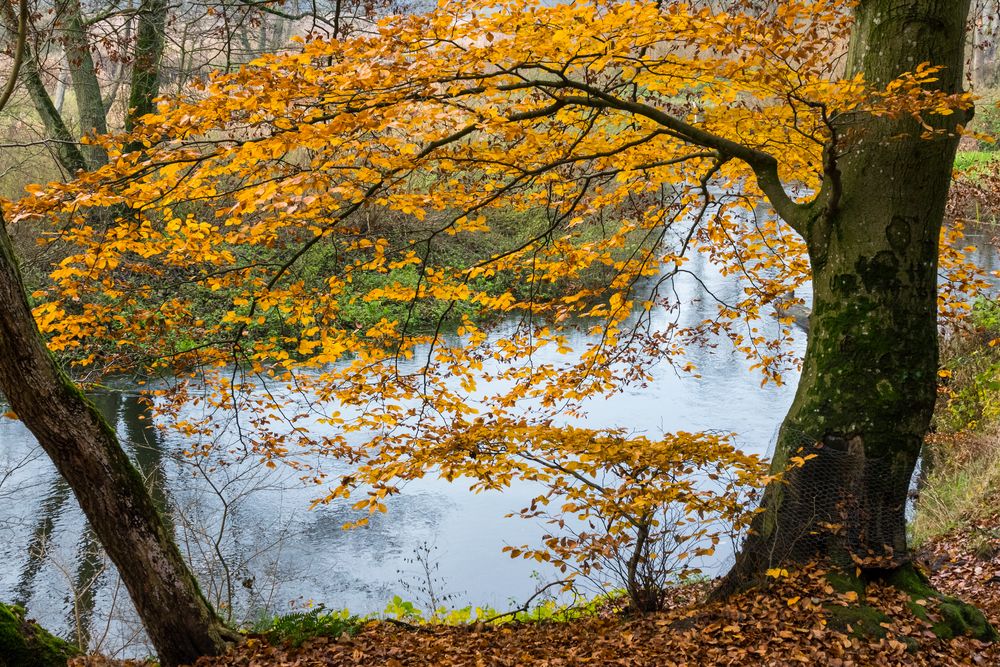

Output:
xmin=521 ymin=78 xmax=814 ymax=236
xmin=0 ymin=0 xmax=28 ymax=113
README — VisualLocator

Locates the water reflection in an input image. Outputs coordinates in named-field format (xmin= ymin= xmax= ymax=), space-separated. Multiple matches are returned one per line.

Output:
xmin=13 ymin=474 xmax=71 ymax=609
xmin=0 ymin=253 xmax=806 ymax=655
xmin=963 ymin=226 xmax=1000 ymax=286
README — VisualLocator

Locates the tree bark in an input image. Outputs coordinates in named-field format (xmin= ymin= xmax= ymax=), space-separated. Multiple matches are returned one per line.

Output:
xmin=722 ymin=0 xmax=975 ymax=590
xmin=972 ymin=0 xmax=999 ymax=88
xmin=125 ymin=0 xmax=167 ymax=133
xmin=58 ymin=0 xmax=108 ymax=168
xmin=18 ymin=51 xmax=89 ymax=176
xmin=0 ymin=216 xmax=236 ymax=665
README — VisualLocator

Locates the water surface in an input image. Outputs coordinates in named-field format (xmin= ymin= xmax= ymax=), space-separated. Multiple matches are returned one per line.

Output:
xmin=0 ymin=250 xmax=805 ymax=656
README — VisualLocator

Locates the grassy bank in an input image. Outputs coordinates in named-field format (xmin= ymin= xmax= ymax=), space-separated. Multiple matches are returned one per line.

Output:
xmin=954 ymin=150 xmax=1000 ymax=178
xmin=911 ymin=147 xmax=1000 ymax=547
xmin=911 ymin=298 xmax=1000 ymax=547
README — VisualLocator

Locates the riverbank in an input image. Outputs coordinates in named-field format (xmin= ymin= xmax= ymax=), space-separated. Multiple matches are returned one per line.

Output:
xmin=67 ymin=535 xmax=1000 ymax=666
xmin=63 ymin=465 xmax=1000 ymax=666
xmin=194 ymin=488 xmax=996 ymax=666
xmin=59 ymin=157 xmax=1000 ymax=667
xmin=47 ymin=151 xmax=1000 ymax=666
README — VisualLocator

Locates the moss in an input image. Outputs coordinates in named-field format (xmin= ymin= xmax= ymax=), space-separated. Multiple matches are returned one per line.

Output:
xmin=886 ymin=565 xmax=997 ymax=641
xmin=825 ymin=571 xmax=865 ymax=596
xmin=885 ymin=564 xmax=936 ymax=598
xmin=821 ymin=569 xmax=892 ymax=638
xmin=818 ymin=566 xmax=997 ymax=642
xmin=0 ymin=602 xmax=79 ymax=667
xmin=932 ymin=599 xmax=996 ymax=640
xmin=825 ymin=603 xmax=891 ymax=638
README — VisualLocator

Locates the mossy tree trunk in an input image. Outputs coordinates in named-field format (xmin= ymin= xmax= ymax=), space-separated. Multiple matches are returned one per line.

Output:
xmin=0 ymin=1 xmax=87 ymax=176
xmin=0 ymin=217 xmax=236 ymax=665
xmin=0 ymin=602 xmax=79 ymax=667
xmin=722 ymin=0 xmax=981 ymax=597
xmin=58 ymin=0 xmax=108 ymax=169
xmin=125 ymin=0 xmax=167 ymax=134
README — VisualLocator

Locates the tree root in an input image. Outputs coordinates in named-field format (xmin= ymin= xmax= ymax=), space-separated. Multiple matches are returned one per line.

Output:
xmin=885 ymin=564 xmax=997 ymax=641
xmin=824 ymin=563 xmax=997 ymax=642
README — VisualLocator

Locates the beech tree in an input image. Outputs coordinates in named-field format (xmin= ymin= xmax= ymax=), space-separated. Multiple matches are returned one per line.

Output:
xmin=7 ymin=0 xmax=997 ymax=650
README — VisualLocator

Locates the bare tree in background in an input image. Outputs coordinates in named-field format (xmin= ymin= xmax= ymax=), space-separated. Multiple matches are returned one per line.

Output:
xmin=971 ymin=0 xmax=999 ymax=88
xmin=1 ymin=0 xmax=419 ymax=178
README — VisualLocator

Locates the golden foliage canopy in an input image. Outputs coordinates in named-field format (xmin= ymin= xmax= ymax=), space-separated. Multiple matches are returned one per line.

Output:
xmin=5 ymin=0 xmax=986 ymax=552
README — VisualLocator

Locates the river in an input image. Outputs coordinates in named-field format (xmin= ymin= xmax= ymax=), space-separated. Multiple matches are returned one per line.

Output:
xmin=2 ymin=247 xmax=810 ymax=657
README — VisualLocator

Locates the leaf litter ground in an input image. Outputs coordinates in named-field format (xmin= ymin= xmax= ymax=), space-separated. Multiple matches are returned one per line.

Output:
xmin=74 ymin=509 xmax=1000 ymax=667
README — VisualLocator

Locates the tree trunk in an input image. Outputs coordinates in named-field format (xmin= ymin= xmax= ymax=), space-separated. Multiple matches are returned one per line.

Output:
xmin=59 ymin=0 xmax=108 ymax=168
xmin=972 ymin=0 xmax=999 ymax=88
xmin=0 ymin=1 xmax=88 ymax=175
xmin=125 ymin=0 xmax=167 ymax=133
xmin=18 ymin=51 xmax=89 ymax=176
xmin=0 ymin=216 xmax=236 ymax=665
xmin=722 ymin=0 xmax=973 ymax=590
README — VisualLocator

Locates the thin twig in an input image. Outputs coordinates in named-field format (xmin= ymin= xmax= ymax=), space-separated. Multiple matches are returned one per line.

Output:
xmin=478 ymin=579 xmax=574 ymax=625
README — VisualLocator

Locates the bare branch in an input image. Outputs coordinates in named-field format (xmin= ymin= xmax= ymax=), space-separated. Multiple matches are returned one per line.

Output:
xmin=0 ymin=0 xmax=28 ymax=113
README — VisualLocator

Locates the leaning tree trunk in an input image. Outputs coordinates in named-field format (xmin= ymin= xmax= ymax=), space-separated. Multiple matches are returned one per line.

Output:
xmin=0 ymin=1 xmax=88 ymax=176
xmin=722 ymin=0 xmax=977 ymax=593
xmin=0 ymin=216 xmax=235 ymax=664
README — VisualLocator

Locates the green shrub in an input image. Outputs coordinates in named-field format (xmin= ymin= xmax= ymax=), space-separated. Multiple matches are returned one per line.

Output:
xmin=916 ymin=295 xmax=1000 ymax=543
xmin=971 ymin=296 xmax=1000 ymax=333
xmin=935 ymin=298 xmax=1000 ymax=432
xmin=250 ymin=606 xmax=363 ymax=647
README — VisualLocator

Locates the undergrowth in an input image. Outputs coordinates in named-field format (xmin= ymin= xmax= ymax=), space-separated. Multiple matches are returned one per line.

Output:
xmin=250 ymin=606 xmax=363 ymax=647
xmin=913 ymin=297 xmax=1000 ymax=545
xmin=248 ymin=589 xmax=621 ymax=648
xmin=954 ymin=150 xmax=1000 ymax=179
